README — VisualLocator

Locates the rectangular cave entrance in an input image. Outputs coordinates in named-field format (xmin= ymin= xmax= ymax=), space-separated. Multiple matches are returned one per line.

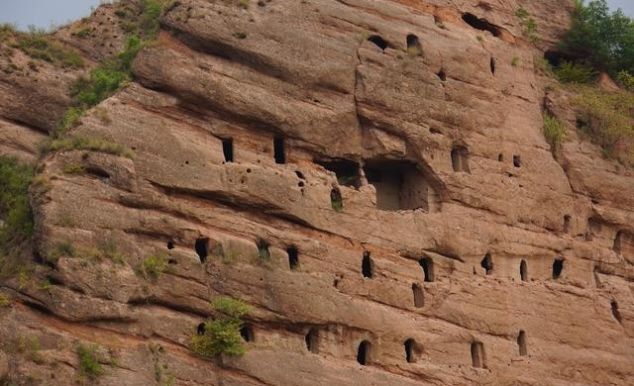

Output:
xmin=316 ymin=159 xmax=361 ymax=188
xmin=364 ymin=160 xmax=434 ymax=211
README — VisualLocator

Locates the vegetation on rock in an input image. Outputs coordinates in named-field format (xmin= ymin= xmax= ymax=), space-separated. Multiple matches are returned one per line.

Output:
xmin=46 ymin=136 xmax=134 ymax=158
xmin=77 ymin=344 xmax=104 ymax=379
xmin=139 ymin=253 xmax=169 ymax=280
xmin=191 ymin=297 xmax=251 ymax=358
xmin=543 ymin=113 xmax=567 ymax=155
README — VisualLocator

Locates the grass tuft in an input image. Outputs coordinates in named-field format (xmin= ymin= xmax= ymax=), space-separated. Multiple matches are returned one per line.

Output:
xmin=46 ymin=136 xmax=134 ymax=158
xmin=543 ymin=113 xmax=566 ymax=154
xmin=77 ymin=344 xmax=104 ymax=379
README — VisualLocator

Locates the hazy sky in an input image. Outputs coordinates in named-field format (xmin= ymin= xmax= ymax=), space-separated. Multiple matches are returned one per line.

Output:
xmin=0 ymin=0 xmax=632 ymax=31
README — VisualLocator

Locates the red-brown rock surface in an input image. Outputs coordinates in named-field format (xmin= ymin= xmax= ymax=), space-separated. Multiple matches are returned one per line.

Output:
xmin=1 ymin=0 xmax=633 ymax=385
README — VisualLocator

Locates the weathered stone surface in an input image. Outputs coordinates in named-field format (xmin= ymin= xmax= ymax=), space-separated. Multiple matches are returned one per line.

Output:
xmin=1 ymin=0 xmax=633 ymax=385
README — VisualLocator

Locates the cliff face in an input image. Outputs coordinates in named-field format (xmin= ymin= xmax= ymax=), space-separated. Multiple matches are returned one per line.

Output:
xmin=1 ymin=0 xmax=633 ymax=385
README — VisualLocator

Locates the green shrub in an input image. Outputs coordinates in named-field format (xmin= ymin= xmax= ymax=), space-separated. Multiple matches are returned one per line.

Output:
xmin=554 ymin=61 xmax=597 ymax=83
xmin=559 ymin=0 xmax=634 ymax=76
xmin=617 ymin=70 xmax=634 ymax=91
xmin=47 ymin=241 xmax=76 ymax=262
xmin=0 ymin=157 xmax=34 ymax=258
xmin=569 ymin=84 xmax=634 ymax=165
xmin=47 ymin=136 xmax=134 ymax=158
xmin=0 ymin=293 xmax=10 ymax=307
xmin=191 ymin=297 xmax=251 ymax=358
xmin=543 ymin=113 xmax=566 ymax=152
xmin=140 ymin=253 xmax=169 ymax=280
xmin=516 ymin=7 xmax=538 ymax=43
xmin=77 ymin=344 xmax=104 ymax=379
xmin=17 ymin=29 xmax=84 ymax=69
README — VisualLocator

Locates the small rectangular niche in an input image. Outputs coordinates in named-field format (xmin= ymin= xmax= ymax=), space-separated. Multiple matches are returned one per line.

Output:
xmin=222 ymin=138 xmax=234 ymax=163
xmin=316 ymin=159 xmax=361 ymax=188
xmin=274 ymin=136 xmax=286 ymax=164
xmin=364 ymin=160 xmax=437 ymax=211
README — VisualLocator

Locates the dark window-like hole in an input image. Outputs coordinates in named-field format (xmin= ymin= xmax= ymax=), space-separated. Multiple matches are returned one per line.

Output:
xmin=305 ymin=328 xmax=319 ymax=353
xmin=552 ymin=258 xmax=564 ymax=279
xmin=451 ymin=145 xmax=470 ymax=173
xmin=330 ymin=187 xmax=343 ymax=211
xmin=357 ymin=340 xmax=371 ymax=365
xmin=611 ymin=300 xmax=622 ymax=324
xmin=222 ymin=138 xmax=234 ymax=162
xmin=498 ymin=153 xmax=504 ymax=162
xmin=481 ymin=253 xmax=493 ymax=275
xmin=316 ymin=159 xmax=361 ymax=188
xmin=462 ymin=13 xmax=502 ymax=37
xmin=513 ymin=155 xmax=521 ymax=168
xmin=517 ymin=330 xmax=527 ymax=356
xmin=368 ymin=35 xmax=388 ymax=51
xmin=167 ymin=240 xmax=175 ymax=250
xmin=520 ymin=259 xmax=528 ymax=282
xmin=437 ymin=69 xmax=447 ymax=81
xmin=362 ymin=252 xmax=373 ymax=278
xmin=406 ymin=34 xmax=422 ymax=55
xmin=471 ymin=341 xmax=485 ymax=368
xmin=490 ymin=57 xmax=496 ymax=74
xmin=257 ymin=239 xmax=271 ymax=260
xmin=364 ymin=160 xmax=437 ymax=212
xmin=287 ymin=246 xmax=299 ymax=270
xmin=419 ymin=257 xmax=434 ymax=282
xmin=197 ymin=322 xmax=206 ymax=335
xmin=274 ymin=136 xmax=285 ymax=164
xmin=613 ymin=230 xmax=623 ymax=254
xmin=412 ymin=283 xmax=424 ymax=308
xmin=240 ymin=325 xmax=254 ymax=342
xmin=195 ymin=238 xmax=209 ymax=263
xmin=404 ymin=338 xmax=421 ymax=363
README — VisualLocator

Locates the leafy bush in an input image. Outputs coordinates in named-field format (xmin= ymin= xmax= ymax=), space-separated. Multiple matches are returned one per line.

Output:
xmin=77 ymin=344 xmax=104 ymax=379
xmin=0 ymin=157 xmax=34 ymax=259
xmin=191 ymin=297 xmax=251 ymax=358
xmin=554 ymin=61 xmax=597 ymax=83
xmin=543 ymin=113 xmax=566 ymax=153
xmin=516 ymin=7 xmax=538 ymax=43
xmin=617 ymin=70 xmax=634 ymax=91
xmin=570 ymin=84 xmax=634 ymax=165
xmin=559 ymin=0 xmax=634 ymax=76
xmin=46 ymin=136 xmax=134 ymax=158
xmin=16 ymin=28 xmax=84 ymax=69
xmin=140 ymin=253 xmax=169 ymax=280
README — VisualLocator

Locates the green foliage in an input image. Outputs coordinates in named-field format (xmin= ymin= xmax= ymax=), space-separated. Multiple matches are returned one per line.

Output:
xmin=516 ymin=7 xmax=538 ymax=43
xmin=543 ymin=113 xmax=566 ymax=153
xmin=617 ymin=70 xmax=634 ymax=91
xmin=559 ymin=0 xmax=634 ymax=76
xmin=77 ymin=344 xmax=104 ymax=379
xmin=554 ymin=61 xmax=597 ymax=83
xmin=16 ymin=28 xmax=84 ymax=69
xmin=569 ymin=84 xmax=634 ymax=165
xmin=47 ymin=136 xmax=134 ymax=158
xmin=191 ymin=297 xmax=251 ymax=358
xmin=511 ymin=57 xmax=520 ymax=67
xmin=140 ymin=253 xmax=169 ymax=280
xmin=0 ymin=157 xmax=34 ymax=259
xmin=63 ymin=163 xmax=86 ymax=174
xmin=47 ymin=241 xmax=76 ymax=263
xmin=0 ymin=293 xmax=10 ymax=307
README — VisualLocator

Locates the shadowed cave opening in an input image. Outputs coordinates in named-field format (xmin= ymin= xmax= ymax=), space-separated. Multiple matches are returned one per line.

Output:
xmin=364 ymin=160 xmax=436 ymax=211
xmin=305 ymin=328 xmax=319 ymax=353
xmin=513 ymin=155 xmax=522 ymax=168
xmin=564 ymin=215 xmax=571 ymax=233
xmin=195 ymin=238 xmax=209 ymax=263
xmin=368 ymin=35 xmax=388 ymax=51
xmin=552 ymin=258 xmax=564 ymax=279
xmin=357 ymin=340 xmax=372 ymax=365
xmin=222 ymin=138 xmax=234 ymax=163
xmin=404 ymin=338 xmax=421 ymax=363
xmin=419 ymin=257 xmax=435 ymax=282
xmin=517 ymin=330 xmax=527 ymax=356
xmin=362 ymin=251 xmax=373 ymax=278
xmin=481 ymin=253 xmax=493 ymax=275
xmin=287 ymin=245 xmax=299 ymax=270
xmin=197 ymin=322 xmax=206 ymax=335
xmin=462 ymin=13 xmax=502 ymax=37
xmin=412 ymin=283 xmax=424 ymax=308
xmin=406 ymin=34 xmax=422 ymax=55
xmin=274 ymin=136 xmax=286 ymax=164
xmin=520 ymin=259 xmax=528 ymax=281
xmin=316 ymin=159 xmax=361 ymax=188
xmin=240 ymin=325 xmax=254 ymax=342
xmin=471 ymin=341 xmax=485 ymax=368
xmin=167 ymin=240 xmax=175 ymax=250
xmin=490 ymin=57 xmax=496 ymax=74
xmin=451 ymin=145 xmax=470 ymax=173
xmin=611 ymin=300 xmax=622 ymax=324
xmin=257 ymin=239 xmax=271 ymax=260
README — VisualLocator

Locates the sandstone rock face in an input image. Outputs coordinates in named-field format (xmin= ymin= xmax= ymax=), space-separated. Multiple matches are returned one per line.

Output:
xmin=1 ymin=0 xmax=633 ymax=385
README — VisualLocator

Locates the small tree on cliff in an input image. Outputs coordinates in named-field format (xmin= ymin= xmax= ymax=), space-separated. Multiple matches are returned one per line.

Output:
xmin=191 ymin=297 xmax=251 ymax=358
xmin=559 ymin=0 xmax=634 ymax=76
